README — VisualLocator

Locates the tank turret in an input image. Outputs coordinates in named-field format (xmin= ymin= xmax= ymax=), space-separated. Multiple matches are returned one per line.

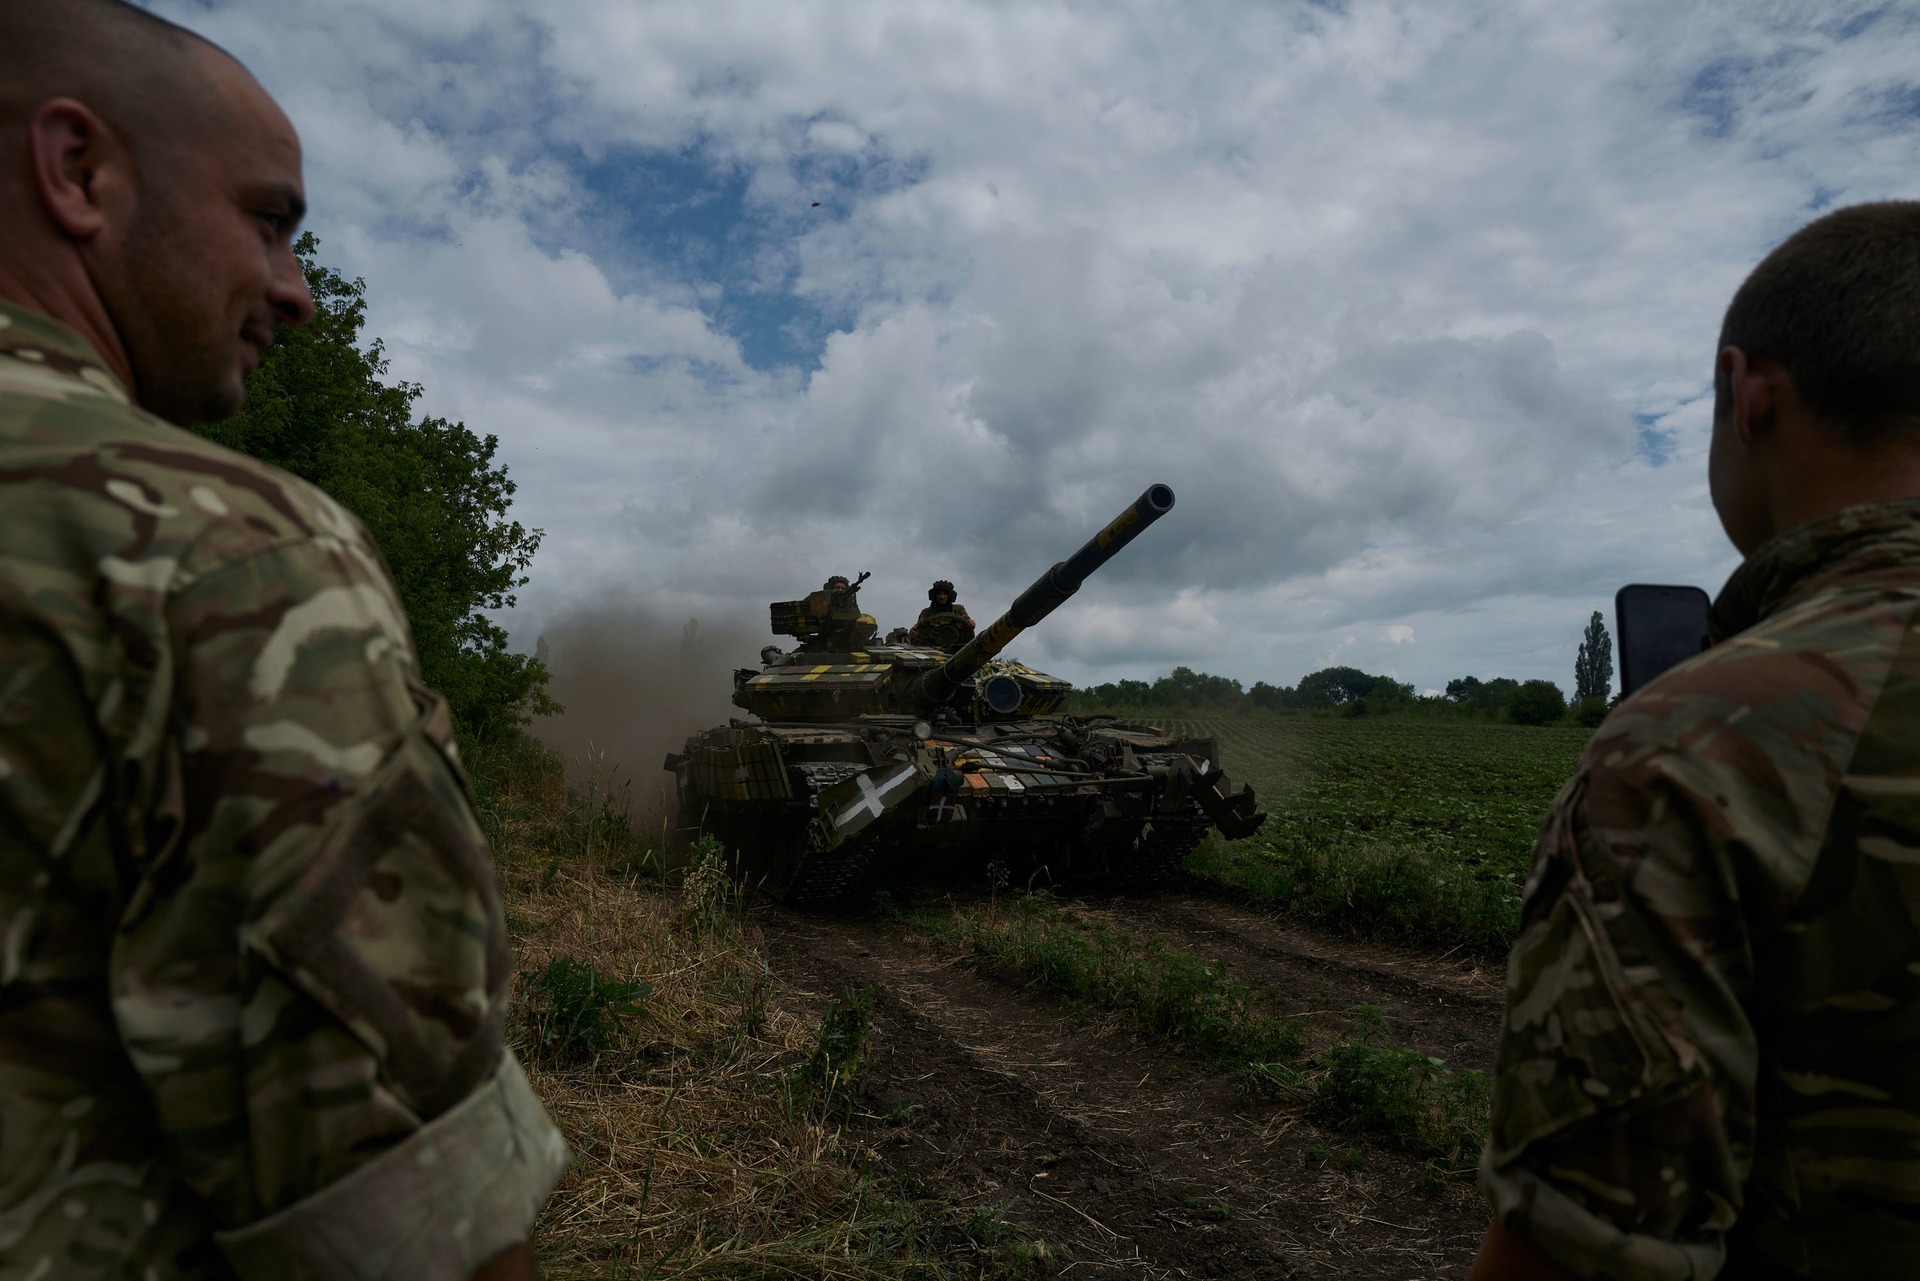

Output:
xmin=731 ymin=486 xmax=1172 ymax=724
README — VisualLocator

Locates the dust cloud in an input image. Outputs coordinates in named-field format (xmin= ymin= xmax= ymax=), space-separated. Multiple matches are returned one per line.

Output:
xmin=531 ymin=602 xmax=763 ymax=827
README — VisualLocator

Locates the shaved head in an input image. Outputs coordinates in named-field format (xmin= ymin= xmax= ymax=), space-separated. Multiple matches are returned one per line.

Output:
xmin=0 ymin=0 xmax=223 ymax=156
xmin=0 ymin=0 xmax=314 ymax=424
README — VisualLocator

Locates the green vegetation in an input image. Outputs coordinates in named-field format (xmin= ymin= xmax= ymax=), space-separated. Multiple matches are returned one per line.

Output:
xmin=938 ymin=895 xmax=1487 ymax=1171
xmin=788 ymin=989 xmax=876 ymax=1120
xmin=521 ymin=955 xmax=650 ymax=1069
xmin=203 ymin=234 xmax=553 ymax=743
xmin=1247 ymin=1007 xmax=1487 ymax=1170
xmin=1575 ymin=610 xmax=1615 ymax=703
xmin=938 ymin=891 xmax=1305 ymax=1062
xmin=1166 ymin=716 xmax=1589 ymax=951
xmin=481 ymin=741 xmax=1040 ymax=1278
xmin=1072 ymin=662 xmax=1591 ymax=725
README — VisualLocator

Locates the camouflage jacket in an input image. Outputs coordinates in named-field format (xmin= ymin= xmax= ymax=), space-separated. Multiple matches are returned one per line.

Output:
xmin=0 ymin=301 xmax=567 ymax=1280
xmin=910 ymin=602 xmax=975 ymax=646
xmin=1481 ymin=499 xmax=1920 ymax=1280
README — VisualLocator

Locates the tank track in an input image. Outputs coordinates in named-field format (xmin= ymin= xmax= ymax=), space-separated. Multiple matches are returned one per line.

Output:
xmin=782 ymin=844 xmax=876 ymax=909
xmin=1106 ymin=813 xmax=1210 ymax=889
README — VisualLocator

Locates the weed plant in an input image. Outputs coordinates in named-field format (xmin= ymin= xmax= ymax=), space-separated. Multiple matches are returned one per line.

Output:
xmin=953 ymin=892 xmax=1304 ymax=1062
xmin=521 ymin=955 xmax=649 ymax=1069
xmin=1245 ymin=1007 xmax=1488 ymax=1168
xmin=788 ymin=989 xmax=875 ymax=1120
xmin=1188 ymin=822 xmax=1521 ymax=953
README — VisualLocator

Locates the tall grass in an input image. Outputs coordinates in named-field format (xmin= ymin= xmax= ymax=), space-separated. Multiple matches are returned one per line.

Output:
xmin=478 ymin=731 xmax=1037 ymax=1279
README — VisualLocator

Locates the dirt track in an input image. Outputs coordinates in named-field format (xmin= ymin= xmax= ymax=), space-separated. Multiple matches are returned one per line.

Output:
xmin=756 ymin=884 xmax=1506 ymax=1279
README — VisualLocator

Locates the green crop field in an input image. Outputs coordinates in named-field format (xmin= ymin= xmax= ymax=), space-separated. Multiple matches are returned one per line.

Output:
xmin=1151 ymin=716 xmax=1593 ymax=952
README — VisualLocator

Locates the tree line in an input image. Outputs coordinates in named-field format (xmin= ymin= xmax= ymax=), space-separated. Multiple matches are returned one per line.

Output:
xmin=1071 ymin=665 xmax=1607 ymax=726
xmin=1073 ymin=609 xmax=1618 ymax=729
xmin=201 ymin=235 xmax=555 ymax=746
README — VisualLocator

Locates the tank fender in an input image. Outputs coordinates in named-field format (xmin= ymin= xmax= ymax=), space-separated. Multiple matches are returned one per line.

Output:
xmin=809 ymin=757 xmax=927 ymax=852
xmin=1185 ymin=755 xmax=1265 ymax=840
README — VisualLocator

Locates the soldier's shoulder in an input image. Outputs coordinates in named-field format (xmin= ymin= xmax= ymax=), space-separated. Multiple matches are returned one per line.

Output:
xmin=1579 ymin=584 xmax=1910 ymax=885
xmin=3 ymin=390 xmax=375 ymax=586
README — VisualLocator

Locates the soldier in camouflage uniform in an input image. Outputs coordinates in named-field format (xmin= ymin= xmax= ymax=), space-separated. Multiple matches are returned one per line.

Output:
xmin=910 ymin=580 xmax=975 ymax=650
xmin=1472 ymin=204 xmax=1920 ymax=1280
xmin=0 ymin=3 xmax=566 ymax=1279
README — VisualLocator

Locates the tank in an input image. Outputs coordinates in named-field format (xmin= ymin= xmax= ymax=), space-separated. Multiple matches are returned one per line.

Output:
xmin=664 ymin=484 xmax=1266 ymax=906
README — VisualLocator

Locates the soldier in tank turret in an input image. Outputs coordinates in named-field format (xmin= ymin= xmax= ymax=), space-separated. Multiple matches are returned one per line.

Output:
xmin=910 ymin=579 xmax=976 ymax=650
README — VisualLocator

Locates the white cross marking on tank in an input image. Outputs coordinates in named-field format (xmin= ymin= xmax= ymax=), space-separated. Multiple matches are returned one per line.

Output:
xmin=928 ymin=796 xmax=955 ymax=822
xmin=835 ymin=765 xmax=914 ymax=829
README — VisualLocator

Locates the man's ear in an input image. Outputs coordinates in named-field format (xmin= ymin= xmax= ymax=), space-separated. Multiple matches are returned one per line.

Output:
xmin=1718 ymin=345 xmax=1777 ymax=447
xmin=27 ymin=97 xmax=132 ymax=241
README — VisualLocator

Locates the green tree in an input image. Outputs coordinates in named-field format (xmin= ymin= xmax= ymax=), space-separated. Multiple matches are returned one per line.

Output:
xmin=1510 ymin=679 xmax=1567 ymax=726
xmin=1574 ymin=610 xmax=1614 ymax=702
xmin=197 ymin=233 xmax=555 ymax=742
xmin=1293 ymin=666 xmax=1413 ymax=709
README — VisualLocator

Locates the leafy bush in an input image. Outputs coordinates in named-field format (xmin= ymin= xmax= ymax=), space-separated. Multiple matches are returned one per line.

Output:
xmin=790 ymin=988 xmax=874 ymax=1118
xmin=521 ymin=955 xmax=649 ymax=1068
xmin=1305 ymin=1007 xmax=1489 ymax=1166
xmin=679 ymin=835 xmax=734 ymax=934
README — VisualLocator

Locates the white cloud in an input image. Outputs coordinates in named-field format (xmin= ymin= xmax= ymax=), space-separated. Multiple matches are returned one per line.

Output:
xmin=158 ymin=0 xmax=1920 ymax=695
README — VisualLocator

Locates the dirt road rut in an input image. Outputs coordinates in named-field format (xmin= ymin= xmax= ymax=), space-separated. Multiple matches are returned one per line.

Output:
xmin=758 ymin=887 xmax=1505 ymax=1279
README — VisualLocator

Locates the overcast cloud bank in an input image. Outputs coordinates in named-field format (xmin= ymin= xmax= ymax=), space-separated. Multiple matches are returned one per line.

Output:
xmin=160 ymin=0 xmax=1920 ymax=693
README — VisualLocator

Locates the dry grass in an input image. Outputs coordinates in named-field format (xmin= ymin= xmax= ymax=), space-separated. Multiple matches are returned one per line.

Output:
xmin=470 ymin=734 xmax=1004 ymax=1280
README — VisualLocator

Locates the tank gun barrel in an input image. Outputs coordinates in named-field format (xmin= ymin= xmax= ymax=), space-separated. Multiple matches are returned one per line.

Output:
xmin=915 ymin=483 xmax=1175 ymax=707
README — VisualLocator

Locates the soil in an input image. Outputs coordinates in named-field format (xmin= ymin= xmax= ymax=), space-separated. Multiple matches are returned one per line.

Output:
xmin=754 ymin=881 xmax=1506 ymax=1279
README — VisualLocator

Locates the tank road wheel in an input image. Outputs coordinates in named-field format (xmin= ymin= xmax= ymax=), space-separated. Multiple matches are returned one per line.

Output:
xmin=1106 ymin=813 xmax=1210 ymax=890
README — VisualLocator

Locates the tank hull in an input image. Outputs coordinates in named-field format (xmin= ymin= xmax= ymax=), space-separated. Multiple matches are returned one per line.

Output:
xmin=670 ymin=714 xmax=1263 ymax=907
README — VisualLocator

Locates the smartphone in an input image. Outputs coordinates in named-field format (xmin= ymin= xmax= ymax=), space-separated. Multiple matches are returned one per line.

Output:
xmin=1615 ymin=584 xmax=1712 ymax=697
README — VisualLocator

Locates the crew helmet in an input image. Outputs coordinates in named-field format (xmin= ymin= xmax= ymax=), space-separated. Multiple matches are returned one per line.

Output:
xmin=929 ymin=579 xmax=956 ymax=603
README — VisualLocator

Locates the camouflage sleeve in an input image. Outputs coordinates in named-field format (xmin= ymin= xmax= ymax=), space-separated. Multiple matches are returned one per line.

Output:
xmin=1480 ymin=769 xmax=1752 ymax=1281
xmin=108 ymin=531 xmax=566 ymax=1277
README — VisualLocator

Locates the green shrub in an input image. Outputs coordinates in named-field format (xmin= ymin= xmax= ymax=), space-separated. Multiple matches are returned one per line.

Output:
xmin=790 ymin=988 xmax=874 ymax=1118
xmin=1304 ymin=1007 xmax=1488 ymax=1166
xmin=680 ymin=835 xmax=734 ymax=934
xmin=521 ymin=955 xmax=649 ymax=1068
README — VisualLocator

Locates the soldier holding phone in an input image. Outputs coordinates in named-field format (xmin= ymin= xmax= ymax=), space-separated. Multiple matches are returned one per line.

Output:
xmin=1473 ymin=202 xmax=1920 ymax=1280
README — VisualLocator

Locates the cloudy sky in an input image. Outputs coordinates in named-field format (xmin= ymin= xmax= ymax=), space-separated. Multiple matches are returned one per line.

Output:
xmin=161 ymin=0 xmax=1920 ymax=696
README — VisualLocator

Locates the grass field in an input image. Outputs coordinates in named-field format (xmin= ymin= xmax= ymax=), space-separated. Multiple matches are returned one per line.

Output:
xmin=1151 ymin=716 xmax=1592 ymax=952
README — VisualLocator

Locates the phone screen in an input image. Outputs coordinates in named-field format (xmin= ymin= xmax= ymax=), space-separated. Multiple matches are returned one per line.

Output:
xmin=1615 ymin=584 xmax=1712 ymax=697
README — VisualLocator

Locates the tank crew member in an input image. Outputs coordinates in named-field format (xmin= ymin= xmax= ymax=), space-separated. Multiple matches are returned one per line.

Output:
xmin=0 ymin=3 xmax=566 ymax=1278
xmin=1472 ymin=202 xmax=1920 ymax=1280
xmin=910 ymin=579 xmax=977 ymax=649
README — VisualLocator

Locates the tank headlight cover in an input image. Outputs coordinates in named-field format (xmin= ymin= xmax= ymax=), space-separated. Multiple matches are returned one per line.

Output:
xmin=983 ymin=674 xmax=1024 ymax=714
xmin=913 ymin=719 xmax=934 ymax=739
